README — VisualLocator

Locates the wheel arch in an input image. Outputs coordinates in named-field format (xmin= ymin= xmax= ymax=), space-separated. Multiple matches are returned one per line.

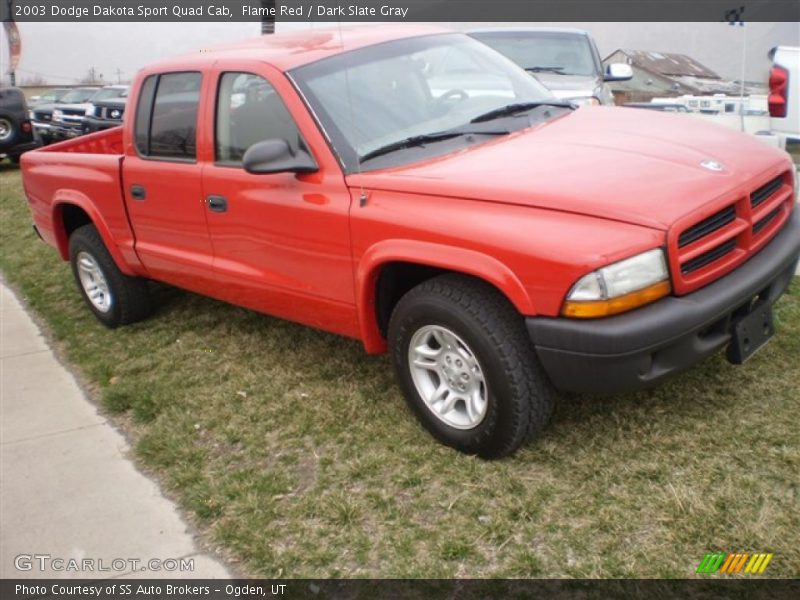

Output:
xmin=356 ymin=240 xmax=537 ymax=354
xmin=51 ymin=193 xmax=136 ymax=276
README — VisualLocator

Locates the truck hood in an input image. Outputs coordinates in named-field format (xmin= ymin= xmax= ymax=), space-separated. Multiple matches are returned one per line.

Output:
xmin=355 ymin=107 xmax=792 ymax=231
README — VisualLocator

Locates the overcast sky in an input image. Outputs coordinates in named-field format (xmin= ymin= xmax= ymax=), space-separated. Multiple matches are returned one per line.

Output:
xmin=2 ymin=22 xmax=798 ymax=85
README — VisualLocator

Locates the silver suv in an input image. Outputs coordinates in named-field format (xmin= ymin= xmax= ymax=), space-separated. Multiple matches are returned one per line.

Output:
xmin=469 ymin=28 xmax=632 ymax=106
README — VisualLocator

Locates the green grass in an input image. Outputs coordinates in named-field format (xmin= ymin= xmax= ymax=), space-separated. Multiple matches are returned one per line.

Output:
xmin=2 ymin=164 xmax=799 ymax=578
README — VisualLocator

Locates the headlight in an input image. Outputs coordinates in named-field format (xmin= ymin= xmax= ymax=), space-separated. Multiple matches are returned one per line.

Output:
xmin=569 ymin=96 xmax=601 ymax=107
xmin=52 ymin=109 xmax=63 ymax=122
xmin=562 ymin=248 xmax=671 ymax=318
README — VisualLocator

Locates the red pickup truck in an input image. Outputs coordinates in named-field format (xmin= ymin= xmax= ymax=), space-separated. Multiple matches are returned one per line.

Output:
xmin=21 ymin=27 xmax=800 ymax=458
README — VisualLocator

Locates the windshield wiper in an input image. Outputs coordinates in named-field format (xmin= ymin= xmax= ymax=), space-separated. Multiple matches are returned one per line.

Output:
xmin=470 ymin=101 xmax=574 ymax=124
xmin=359 ymin=128 xmax=508 ymax=163
xmin=525 ymin=66 xmax=567 ymax=74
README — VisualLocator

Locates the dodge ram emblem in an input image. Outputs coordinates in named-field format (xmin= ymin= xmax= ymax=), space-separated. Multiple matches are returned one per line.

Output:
xmin=700 ymin=160 xmax=723 ymax=171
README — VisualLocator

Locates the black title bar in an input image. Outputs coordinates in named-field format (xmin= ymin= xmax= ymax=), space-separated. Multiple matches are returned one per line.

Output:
xmin=1 ymin=1 xmax=799 ymax=23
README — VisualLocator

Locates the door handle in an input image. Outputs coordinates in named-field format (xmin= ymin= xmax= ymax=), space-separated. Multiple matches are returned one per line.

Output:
xmin=207 ymin=195 xmax=228 ymax=213
xmin=130 ymin=185 xmax=146 ymax=200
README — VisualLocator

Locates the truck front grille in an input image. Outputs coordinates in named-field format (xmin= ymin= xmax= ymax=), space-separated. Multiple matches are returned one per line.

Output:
xmin=678 ymin=205 xmax=736 ymax=248
xmin=753 ymin=206 xmax=783 ymax=235
xmin=669 ymin=170 xmax=793 ymax=294
xmin=751 ymin=175 xmax=783 ymax=208
xmin=681 ymin=240 xmax=737 ymax=275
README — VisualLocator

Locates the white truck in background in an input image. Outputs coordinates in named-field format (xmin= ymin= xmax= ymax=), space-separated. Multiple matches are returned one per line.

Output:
xmin=769 ymin=46 xmax=800 ymax=144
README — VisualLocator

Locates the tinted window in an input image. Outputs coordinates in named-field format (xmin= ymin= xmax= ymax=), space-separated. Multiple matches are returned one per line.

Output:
xmin=134 ymin=75 xmax=157 ymax=155
xmin=471 ymin=31 xmax=600 ymax=77
xmin=215 ymin=72 xmax=304 ymax=165
xmin=149 ymin=73 xmax=202 ymax=159
xmin=60 ymin=88 xmax=99 ymax=103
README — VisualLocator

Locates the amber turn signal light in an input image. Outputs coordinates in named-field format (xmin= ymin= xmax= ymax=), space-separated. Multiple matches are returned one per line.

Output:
xmin=562 ymin=280 xmax=672 ymax=318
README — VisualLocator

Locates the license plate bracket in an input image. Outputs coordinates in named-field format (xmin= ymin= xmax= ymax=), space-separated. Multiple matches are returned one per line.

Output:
xmin=726 ymin=303 xmax=775 ymax=364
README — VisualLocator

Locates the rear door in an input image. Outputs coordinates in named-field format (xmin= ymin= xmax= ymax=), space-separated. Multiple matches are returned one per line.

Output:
xmin=122 ymin=71 xmax=217 ymax=295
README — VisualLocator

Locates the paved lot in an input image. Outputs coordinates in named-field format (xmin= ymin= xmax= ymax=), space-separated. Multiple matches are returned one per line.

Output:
xmin=0 ymin=281 xmax=230 ymax=579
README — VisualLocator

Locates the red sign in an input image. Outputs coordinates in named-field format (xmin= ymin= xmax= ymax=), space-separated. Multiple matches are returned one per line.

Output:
xmin=3 ymin=21 xmax=21 ymax=74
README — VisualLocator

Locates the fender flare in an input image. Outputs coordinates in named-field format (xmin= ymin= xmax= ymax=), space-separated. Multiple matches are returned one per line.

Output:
xmin=51 ymin=191 xmax=137 ymax=276
xmin=356 ymin=239 xmax=536 ymax=354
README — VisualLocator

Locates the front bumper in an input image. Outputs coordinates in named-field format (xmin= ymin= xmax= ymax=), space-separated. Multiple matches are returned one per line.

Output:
xmin=527 ymin=209 xmax=800 ymax=394
xmin=50 ymin=123 xmax=84 ymax=139
xmin=32 ymin=122 xmax=53 ymax=137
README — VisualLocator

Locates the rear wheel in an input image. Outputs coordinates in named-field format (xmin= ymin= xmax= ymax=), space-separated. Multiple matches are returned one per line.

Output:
xmin=388 ymin=274 xmax=554 ymax=458
xmin=0 ymin=116 xmax=15 ymax=144
xmin=68 ymin=224 xmax=152 ymax=328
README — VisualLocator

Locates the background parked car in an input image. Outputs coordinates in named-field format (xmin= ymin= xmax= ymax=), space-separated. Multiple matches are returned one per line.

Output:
xmin=51 ymin=85 xmax=128 ymax=141
xmin=82 ymin=86 xmax=129 ymax=133
xmin=469 ymin=28 xmax=632 ymax=106
xmin=31 ymin=86 xmax=98 ymax=144
xmin=28 ymin=87 xmax=70 ymax=107
xmin=624 ymin=102 xmax=690 ymax=112
xmin=0 ymin=87 xmax=40 ymax=163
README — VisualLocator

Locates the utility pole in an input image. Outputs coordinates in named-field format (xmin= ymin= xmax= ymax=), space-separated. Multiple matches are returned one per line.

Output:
xmin=114 ymin=68 xmax=123 ymax=84
xmin=260 ymin=0 xmax=275 ymax=34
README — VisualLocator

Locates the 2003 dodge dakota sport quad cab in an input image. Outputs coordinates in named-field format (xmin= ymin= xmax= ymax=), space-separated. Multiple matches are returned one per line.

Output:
xmin=21 ymin=27 xmax=800 ymax=458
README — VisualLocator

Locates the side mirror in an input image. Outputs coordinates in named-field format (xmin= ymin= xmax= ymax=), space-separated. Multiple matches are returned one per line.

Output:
xmin=242 ymin=139 xmax=318 ymax=175
xmin=604 ymin=63 xmax=633 ymax=82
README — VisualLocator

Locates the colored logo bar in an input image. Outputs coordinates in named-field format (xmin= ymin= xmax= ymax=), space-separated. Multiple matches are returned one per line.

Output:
xmin=696 ymin=552 xmax=773 ymax=574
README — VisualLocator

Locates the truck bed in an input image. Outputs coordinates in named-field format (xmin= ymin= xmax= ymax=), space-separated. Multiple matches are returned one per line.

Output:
xmin=34 ymin=126 xmax=124 ymax=155
xmin=20 ymin=126 xmax=141 ymax=274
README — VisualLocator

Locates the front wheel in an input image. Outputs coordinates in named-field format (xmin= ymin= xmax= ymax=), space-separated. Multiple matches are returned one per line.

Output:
xmin=68 ymin=224 xmax=152 ymax=328
xmin=388 ymin=274 xmax=554 ymax=458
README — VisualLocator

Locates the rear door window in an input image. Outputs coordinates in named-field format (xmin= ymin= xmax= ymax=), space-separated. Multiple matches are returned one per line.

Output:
xmin=134 ymin=72 xmax=201 ymax=160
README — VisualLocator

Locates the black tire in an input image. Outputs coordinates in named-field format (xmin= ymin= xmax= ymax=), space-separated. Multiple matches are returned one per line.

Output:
xmin=388 ymin=274 xmax=554 ymax=459
xmin=0 ymin=114 xmax=17 ymax=146
xmin=68 ymin=224 xmax=152 ymax=328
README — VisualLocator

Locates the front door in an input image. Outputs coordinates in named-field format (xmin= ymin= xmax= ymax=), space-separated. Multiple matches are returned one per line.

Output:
xmin=201 ymin=67 xmax=358 ymax=338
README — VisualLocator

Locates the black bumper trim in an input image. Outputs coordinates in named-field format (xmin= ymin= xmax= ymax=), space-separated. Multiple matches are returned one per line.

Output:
xmin=527 ymin=209 xmax=800 ymax=394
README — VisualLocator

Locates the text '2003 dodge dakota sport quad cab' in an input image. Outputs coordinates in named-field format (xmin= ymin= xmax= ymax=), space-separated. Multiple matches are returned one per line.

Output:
xmin=21 ymin=27 xmax=800 ymax=458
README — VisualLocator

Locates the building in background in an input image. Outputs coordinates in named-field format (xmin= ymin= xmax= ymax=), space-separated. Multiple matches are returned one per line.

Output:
xmin=603 ymin=48 xmax=766 ymax=104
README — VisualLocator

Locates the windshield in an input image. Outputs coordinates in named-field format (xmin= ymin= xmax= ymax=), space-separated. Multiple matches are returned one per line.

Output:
xmin=39 ymin=89 xmax=69 ymax=103
xmin=59 ymin=88 xmax=98 ymax=103
xmin=91 ymin=87 xmax=128 ymax=102
xmin=291 ymin=33 xmax=558 ymax=172
xmin=471 ymin=31 xmax=600 ymax=77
